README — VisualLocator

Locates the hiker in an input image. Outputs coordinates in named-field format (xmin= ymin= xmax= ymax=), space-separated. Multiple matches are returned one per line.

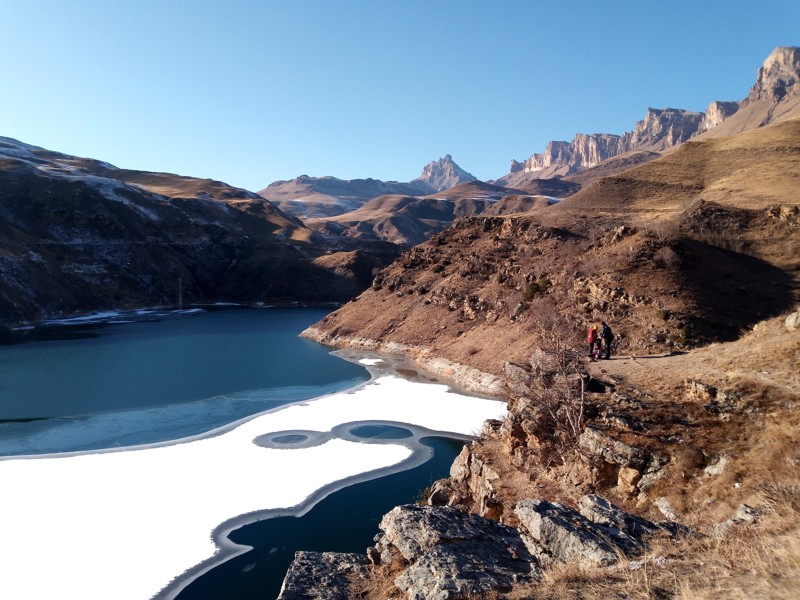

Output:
xmin=601 ymin=321 xmax=614 ymax=359
xmin=587 ymin=324 xmax=599 ymax=359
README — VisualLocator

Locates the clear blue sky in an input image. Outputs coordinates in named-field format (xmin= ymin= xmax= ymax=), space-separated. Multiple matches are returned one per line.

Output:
xmin=1 ymin=1 xmax=797 ymax=191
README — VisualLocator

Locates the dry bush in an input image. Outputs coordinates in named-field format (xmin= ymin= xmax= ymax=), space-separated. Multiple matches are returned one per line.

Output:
xmin=527 ymin=322 xmax=589 ymax=461
xmin=645 ymin=218 xmax=680 ymax=244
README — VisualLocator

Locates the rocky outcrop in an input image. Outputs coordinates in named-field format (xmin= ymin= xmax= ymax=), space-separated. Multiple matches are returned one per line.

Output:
xmin=371 ymin=504 xmax=538 ymax=599
xmin=280 ymin=495 xmax=681 ymax=599
xmin=278 ymin=551 xmax=370 ymax=600
xmin=513 ymin=494 xmax=674 ymax=568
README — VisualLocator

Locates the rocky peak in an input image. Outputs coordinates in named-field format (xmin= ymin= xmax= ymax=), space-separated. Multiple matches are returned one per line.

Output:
xmin=745 ymin=46 xmax=800 ymax=104
xmin=699 ymin=100 xmax=741 ymax=133
xmin=413 ymin=154 xmax=477 ymax=192
xmin=621 ymin=107 xmax=703 ymax=150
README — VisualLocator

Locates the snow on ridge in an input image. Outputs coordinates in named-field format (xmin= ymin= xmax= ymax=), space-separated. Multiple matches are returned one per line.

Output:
xmin=0 ymin=136 xmax=48 ymax=160
xmin=0 ymin=140 xmax=163 ymax=222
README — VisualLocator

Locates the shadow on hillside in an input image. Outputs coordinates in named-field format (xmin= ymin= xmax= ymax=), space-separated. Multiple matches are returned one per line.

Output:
xmin=676 ymin=238 xmax=796 ymax=342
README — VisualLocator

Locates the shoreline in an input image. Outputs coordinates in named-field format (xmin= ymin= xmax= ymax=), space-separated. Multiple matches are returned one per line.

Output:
xmin=2 ymin=302 xmax=345 ymax=335
xmin=155 ymin=351 xmax=502 ymax=599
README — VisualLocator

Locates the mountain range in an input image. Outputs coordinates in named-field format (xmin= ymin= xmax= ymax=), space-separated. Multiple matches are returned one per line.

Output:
xmin=0 ymin=46 xmax=798 ymax=325
xmin=258 ymin=154 xmax=477 ymax=219
xmin=498 ymin=46 xmax=800 ymax=186
xmin=255 ymin=46 xmax=800 ymax=249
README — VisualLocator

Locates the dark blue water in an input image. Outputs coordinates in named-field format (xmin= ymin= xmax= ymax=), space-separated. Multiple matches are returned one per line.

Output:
xmin=0 ymin=308 xmax=369 ymax=455
xmin=173 ymin=436 xmax=464 ymax=600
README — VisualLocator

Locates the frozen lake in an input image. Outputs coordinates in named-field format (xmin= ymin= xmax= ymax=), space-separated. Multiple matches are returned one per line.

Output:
xmin=0 ymin=308 xmax=506 ymax=599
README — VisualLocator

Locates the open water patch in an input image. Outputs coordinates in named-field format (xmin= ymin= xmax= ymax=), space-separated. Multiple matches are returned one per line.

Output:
xmin=159 ymin=423 xmax=468 ymax=600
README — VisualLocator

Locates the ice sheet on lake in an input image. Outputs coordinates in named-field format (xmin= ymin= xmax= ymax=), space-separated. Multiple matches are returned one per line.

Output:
xmin=0 ymin=374 xmax=506 ymax=600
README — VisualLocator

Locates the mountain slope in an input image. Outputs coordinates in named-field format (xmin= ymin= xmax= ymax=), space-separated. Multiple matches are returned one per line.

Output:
xmin=305 ymin=181 xmax=545 ymax=247
xmin=304 ymin=117 xmax=800 ymax=376
xmin=0 ymin=138 xmax=398 ymax=323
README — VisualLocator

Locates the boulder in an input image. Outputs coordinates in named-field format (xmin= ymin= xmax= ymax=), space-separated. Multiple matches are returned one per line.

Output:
xmin=713 ymin=503 xmax=761 ymax=537
xmin=785 ymin=309 xmax=800 ymax=330
xmin=277 ymin=551 xmax=370 ymax=600
xmin=578 ymin=494 xmax=660 ymax=541
xmin=515 ymin=495 xmax=675 ymax=569
xmin=375 ymin=504 xmax=538 ymax=599
xmin=514 ymin=499 xmax=623 ymax=567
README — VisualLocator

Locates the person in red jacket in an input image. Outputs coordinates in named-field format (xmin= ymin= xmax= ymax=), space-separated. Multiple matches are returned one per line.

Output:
xmin=587 ymin=324 xmax=599 ymax=359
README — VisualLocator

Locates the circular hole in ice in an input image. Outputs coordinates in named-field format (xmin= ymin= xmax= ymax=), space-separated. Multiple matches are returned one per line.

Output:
xmin=252 ymin=430 xmax=329 ymax=449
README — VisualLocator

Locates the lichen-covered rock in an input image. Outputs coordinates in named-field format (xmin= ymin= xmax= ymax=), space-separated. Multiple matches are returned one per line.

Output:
xmin=375 ymin=504 xmax=538 ymax=599
xmin=514 ymin=499 xmax=622 ymax=567
xmin=578 ymin=426 xmax=646 ymax=469
xmin=515 ymin=495 xmax=675 ymax=569
xmin=277 ymin=551 xmax=370 ymax=600
xmin=578 ymin=494 xmax=660 ymax=541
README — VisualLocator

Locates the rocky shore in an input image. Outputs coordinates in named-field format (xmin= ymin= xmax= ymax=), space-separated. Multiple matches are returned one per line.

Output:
xmin=277 ymin=308 xmax=799 ymax=599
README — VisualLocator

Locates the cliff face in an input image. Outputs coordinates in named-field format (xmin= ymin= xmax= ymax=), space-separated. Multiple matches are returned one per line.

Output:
xmin=745 ymin=45 xmax=800 ymax=104
xmin=501 ymin=46 xmax=800 ymax=186
xmin=698 ymin=100 xmax=741 ymax=133
xmin=506 ymin=107 xmax=702 ymax=182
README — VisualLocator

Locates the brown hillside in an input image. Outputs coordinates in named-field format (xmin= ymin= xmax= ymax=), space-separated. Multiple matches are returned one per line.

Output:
xmin=305 ymin=118 xmax=800 ymax=379
xmin=297 ymin=95 xmax=800 ymax=600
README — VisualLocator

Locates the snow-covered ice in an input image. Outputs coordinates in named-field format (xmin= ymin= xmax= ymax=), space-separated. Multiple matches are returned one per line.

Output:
xmin=0 ymin=373 xmax=506 ymax=600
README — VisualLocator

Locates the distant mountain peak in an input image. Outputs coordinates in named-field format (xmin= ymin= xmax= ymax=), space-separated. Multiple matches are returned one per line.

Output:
xmin=413 ymin=155 xmax=477 ymax=192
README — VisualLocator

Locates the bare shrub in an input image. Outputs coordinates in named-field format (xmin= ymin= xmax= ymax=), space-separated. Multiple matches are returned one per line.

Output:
xmin=645 ymin=218 xmax=680 ymax=244
xmin=528 ymin=320 xmax=588 ymax=459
